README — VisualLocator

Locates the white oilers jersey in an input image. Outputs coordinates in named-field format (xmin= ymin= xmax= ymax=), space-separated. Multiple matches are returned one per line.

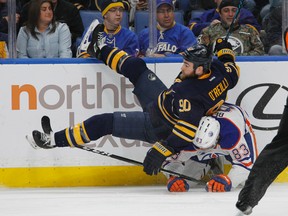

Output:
xmin=164 ymin=103 xmax=258 ymax=188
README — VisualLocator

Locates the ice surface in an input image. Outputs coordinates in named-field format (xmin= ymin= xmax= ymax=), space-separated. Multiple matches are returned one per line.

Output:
xmin=0 ymin=183 xmax=286 ymax=216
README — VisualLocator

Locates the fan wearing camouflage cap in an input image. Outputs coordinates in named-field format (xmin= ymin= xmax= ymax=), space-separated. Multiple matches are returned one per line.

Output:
xmin=198 ymin=0 xmax=264 ymax=56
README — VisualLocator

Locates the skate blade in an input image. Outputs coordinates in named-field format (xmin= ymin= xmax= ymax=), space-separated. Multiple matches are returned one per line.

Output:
xmin=234 ymin=210 xmax=246 ymax=216
xmin=25 ymin=135 xmax=40 ymax=150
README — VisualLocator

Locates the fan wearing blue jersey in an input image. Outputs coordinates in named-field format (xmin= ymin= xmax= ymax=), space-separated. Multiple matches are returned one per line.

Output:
xmin=138 ymin=0 xmax=197 ymax=57
xmin=77 ymin=0 xmax=139 ymax=57
xmin=26 ymin=23 xmax=240 ymax=178
xmin=163 ymin=103 xmax=258 ymax=192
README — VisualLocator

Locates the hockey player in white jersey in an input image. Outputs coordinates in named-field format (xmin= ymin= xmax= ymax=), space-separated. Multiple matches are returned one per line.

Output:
xmin=164 ymin=103 xmax=258 ymax=192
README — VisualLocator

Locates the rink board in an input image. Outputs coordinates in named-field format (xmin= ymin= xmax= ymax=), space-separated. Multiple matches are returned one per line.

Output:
xmin=0 ymin=57 xmax=287 ymax=187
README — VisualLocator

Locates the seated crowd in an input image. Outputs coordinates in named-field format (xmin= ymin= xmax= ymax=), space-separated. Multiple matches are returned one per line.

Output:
xmin=0 ymin=0 xmax=285 ymax=58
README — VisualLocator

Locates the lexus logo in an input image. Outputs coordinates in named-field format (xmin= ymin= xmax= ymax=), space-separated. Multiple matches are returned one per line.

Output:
xmin=235 ymin=83 xmax=288 ymax=131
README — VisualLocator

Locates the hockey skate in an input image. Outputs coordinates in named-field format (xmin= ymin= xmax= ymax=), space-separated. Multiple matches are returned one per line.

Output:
xmin=87 ymin=23 xmax=106 ymax=59
xmin=26 ymin=116 xmax=56 ymax=149
xmin=235 ymin=200 xmax=253 ymax=215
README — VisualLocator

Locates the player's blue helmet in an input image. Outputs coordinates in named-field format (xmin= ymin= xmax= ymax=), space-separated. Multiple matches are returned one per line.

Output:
xmin=183 ymin=44 xmax=213 ymax=72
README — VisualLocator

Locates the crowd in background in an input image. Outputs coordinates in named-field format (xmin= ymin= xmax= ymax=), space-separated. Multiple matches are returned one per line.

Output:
xmin=0 ymin=0 xmax=285 ymax=58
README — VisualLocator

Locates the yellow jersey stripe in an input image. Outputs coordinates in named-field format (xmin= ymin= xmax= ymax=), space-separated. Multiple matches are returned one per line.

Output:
xmin=177 ymin=120 xmax=198 ymax=131
xmin=111 ymin=51 xmax=127 ymax=71
xmin=172 ymin=129 xmax=193 ymax=142
xmin=81 ymin=122 xmax=91 ymax=142
xmin=106 ymin=48 xmax=118 ymax=66
xmin=73 ymin=124 xmax=85 ymax=145
xmin=65 ymin=128 xmax=74 ymax=147
xmin=174 ymin=124 xmax=196 ymax=138
xmin=157 ymin=94 xmax=178 ymax=125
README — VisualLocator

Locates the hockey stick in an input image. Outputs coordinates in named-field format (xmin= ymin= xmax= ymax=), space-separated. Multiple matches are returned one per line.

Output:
xmin=225 ymin=0 xmax=244 ymax=41
xmin=40 ymin=116 xmax=205 ymax=184
xmin=74 ymin=144 xmax=205 ymax=184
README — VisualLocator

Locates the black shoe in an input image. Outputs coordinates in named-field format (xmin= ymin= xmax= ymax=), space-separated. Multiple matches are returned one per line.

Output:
xmin=87 ymin=24 xmax=105 ymax=59
xmin=236 ymin=200 xmax=253 ymax=215
xmin=26 ymin=130 xmax=56 ymax=149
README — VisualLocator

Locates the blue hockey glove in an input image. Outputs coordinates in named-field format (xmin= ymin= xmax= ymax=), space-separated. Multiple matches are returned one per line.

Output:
xmin=205 ymin=174 xmax=232 ymax=192
xmin=143 ymin=142 xmax=174 ymax=175
xmin=167 ymin=176 xmax=189 ymax=192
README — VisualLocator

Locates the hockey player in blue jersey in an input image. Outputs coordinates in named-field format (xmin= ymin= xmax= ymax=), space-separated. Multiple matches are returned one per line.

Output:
xmin=26 ymin=23 xmax=239 ymax=177
xmin=164 ymin=103 xmax=258 ymax=192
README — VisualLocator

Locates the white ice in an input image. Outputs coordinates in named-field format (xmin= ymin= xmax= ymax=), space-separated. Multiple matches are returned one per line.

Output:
xmin=0 ymin=183 xmax=286 ymax=216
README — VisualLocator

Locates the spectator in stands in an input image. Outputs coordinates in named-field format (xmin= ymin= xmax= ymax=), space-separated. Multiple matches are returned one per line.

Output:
xmin=198 ymin=0 xmax=264 ymax=56
xmin=188 ymin=0 xmax=261 ymax=37
xmin=262 ymin=3 xmax=283 ymax=55
xmin=186 ymin=0 xmax=255 ymax=11
xmin=259 ymin=0 xmax=281 ymax=23
xmin=66 ymin=0 xmax=91 ymax=10
xmin=260 ymin=0 xmax=282 ymax=28
xmin=253 ymin=0 xmax=269 ymax=18
xmin=0 ymin=0 xmax=22 ymax=42
xmin=20 ymin=0 xmax=84 ymax=57
xmin=138 ymin=0 xmax=196 ymax=57
xmin=77 ymin=0 xmax=139 ymax=57
xmin=16 ymin=0 xmax=72 ymax=58
xmin=0 ymin=34 xmax=8 ymax=58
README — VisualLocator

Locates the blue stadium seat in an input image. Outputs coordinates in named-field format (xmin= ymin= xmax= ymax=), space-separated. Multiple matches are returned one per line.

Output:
xmin=79 ymin=10 xmax=129 ymax=29
xmin=134 ymin=10 xmax=184 ymax=35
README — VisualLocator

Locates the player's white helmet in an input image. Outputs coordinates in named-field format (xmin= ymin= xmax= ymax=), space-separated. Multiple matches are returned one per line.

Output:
xmin=193 ymin=116 xmax=220 ymax=149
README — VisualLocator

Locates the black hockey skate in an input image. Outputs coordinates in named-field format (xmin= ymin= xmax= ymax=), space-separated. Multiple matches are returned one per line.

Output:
xmin=235 ymin=200 xmax=253 ymax=215
xmin=26 ymin=116 xmax=56 ymax=149
xmin=87 ymin=23 xmax=105 ymax=59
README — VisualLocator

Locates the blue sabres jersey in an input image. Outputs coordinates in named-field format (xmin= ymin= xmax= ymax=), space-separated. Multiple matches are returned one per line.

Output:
xmin=102 ymin=25 xmax=139 ymax=56
xmin=80 ymin=24 xmax=139 ymax=56
xmin=138 ymin=22 xmax=197 ymax=56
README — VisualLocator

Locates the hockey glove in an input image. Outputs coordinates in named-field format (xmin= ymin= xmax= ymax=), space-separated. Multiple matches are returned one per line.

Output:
xmin=214 ymin=38 xmax=235 ymax=62
xmin=205 ymin=174 xmax=232 ymax=192
xmin=143 ymin=142 xmax=174 ymax=175
xmin=167 ymin=176 xmax=189 ymax=192
xmin=87 ymin=24 xmax=106 ymax=59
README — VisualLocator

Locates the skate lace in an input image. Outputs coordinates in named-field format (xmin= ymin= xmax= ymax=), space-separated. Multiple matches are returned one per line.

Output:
xmin=98 ymin=32 xmax=104 ymax=41
xmin=97 ymin=32 xmax=106 ymax=48
xmin=40 ymin=133 xmax=51 ymax=146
